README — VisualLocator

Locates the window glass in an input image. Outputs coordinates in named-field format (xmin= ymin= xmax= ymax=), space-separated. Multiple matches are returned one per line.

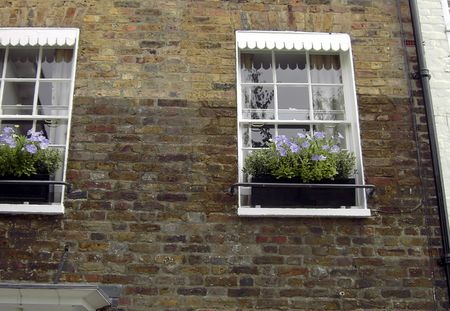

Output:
xmin=310 ymin=54 xmax=342 ymax=84
xmin=275 ymin=53 xmax=307 ymax=83
xmin=1 ymin=81 xmax=35 ymax=115
xmin=241 ymin=85 xmax=275 ymax=120
xmin=277 ymin=86 xmax=309 ymax=120
xmin=240 ymin=52 xmax=273 ymax=83
xmin=5 ymin=48 xmax=39 ymax=78
xmin=242 ymin=124 xmax=274 ymax=148
xmin=312 ymin=86 xmax=345 ymax=120
xmin=41 ymin=49 xmax=74 ymax=79
xmin=38 ymin=81 xmax=71 ymax=116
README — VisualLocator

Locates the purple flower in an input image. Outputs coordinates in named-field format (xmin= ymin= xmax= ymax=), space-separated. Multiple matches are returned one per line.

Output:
xmin=289 ymin=143 xmax=300 ymax=153
xmin=3 ymin=127 xmax=14 ymax=135
xmin=312 ymin=154 xmax=327 ymax=161
xmin=330 ymin=145 xmax=340 ymax=153
xmin=322 ymin=145 xmax=330 ymax=150
xmin=274 ymin=135 xmax=289 ymax=146
xmin=301 ymin=141 xmax=310 ymax=149
xmin=278 ymin=147 xmax=287 ymax=157
xmin=4 ymin=136 xmax=16 ymax=148
xmin=297 ymin=132 xmax=306 ymax=138
xmin=314 ymin=131 xmax=326 ymax=139
xmin=25 ymin=144 xmax=37 ymax=154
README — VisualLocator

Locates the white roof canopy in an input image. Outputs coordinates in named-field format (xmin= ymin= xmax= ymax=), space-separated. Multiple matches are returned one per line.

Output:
xmin=0 ymin=283 xmax=111 ymax=311
xmin=236 ymin=31 xmax=351 ymax=52
xmin=0 ymin=28 xmax=79 ymax=47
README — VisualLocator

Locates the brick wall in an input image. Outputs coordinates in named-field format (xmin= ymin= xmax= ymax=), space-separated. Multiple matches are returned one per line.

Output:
xmin=0 ymin=0 xmax=448 ymax=310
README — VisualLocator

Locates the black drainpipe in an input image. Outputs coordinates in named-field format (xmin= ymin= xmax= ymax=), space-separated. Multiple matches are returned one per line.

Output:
xmin=409 ymin=0 xmax=450 ymax=299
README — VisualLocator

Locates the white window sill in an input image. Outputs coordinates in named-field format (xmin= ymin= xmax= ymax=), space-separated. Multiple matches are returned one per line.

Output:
xmin=238 ymin=207 xmax=371 ymax=218
xmin=0 ymin=203 xmax=64 ymax=215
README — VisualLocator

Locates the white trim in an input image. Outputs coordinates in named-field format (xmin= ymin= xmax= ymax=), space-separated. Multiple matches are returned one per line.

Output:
xmin=442 ymin=0 xmax=450 ymax=31
xmin=0 ymin=28 xmax=78 ymax=47
xmin=0 ymin=203 xmax=64 ymax=214
xmin=236 ymin=31 xmax=351 ymax=51
xmin=0 ymin=284 xmax=110 ymax=311
xmin=238 ymin=207 xmax=371 ymax=218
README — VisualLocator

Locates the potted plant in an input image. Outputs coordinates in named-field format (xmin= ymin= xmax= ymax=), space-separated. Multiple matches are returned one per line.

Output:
xmin=0 ymin=127 xmax=62 ymax=203
xmin=243 ymin=131 xmax=357 ymax=208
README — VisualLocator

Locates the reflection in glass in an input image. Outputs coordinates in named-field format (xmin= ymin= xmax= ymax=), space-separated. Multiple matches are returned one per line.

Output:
xmin=5 ymin=48 xmax=39 ymax=78
xmin=1 ymin=82 xmax=35 ymax=115
xmin=275 ymin=53 xmax=307 ymax=83
xmin=242 ymin=124 xmax=274 ymax=148
xmin=240 ymin=52 xmax=273 ymax=83
xmin=242 ymin=85 xmax=274 ymax=120
xmin=36 ymin=119 xmax=68 ymax=145
xmin=310 ymin=54 xmax=342 ymax=84
xmin=277 ymin=86 xmax=309 ymax=120
xmin=312 ymin=86 xmax=345 ymax=120
xmin=0 ymin=49 xmax=4 ymax=77
xmin=278 ymin=125 xmax=310 ymax=139
xmin=313 ymin=123 xmax=348 ymax=149
xmin=38 ymin=81 xmax=71 ymax=116
xmin=41 ymin=49 xmax=74 ymax=79
xmin=0 ymin=120 xmax=33 ymax=136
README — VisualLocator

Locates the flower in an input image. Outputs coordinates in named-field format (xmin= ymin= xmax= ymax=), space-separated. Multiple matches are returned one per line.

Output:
xmin=312 ymin=154 xmax=327 ymax=161
xmin=330 ymin=145 xmax=340 ymax=153
xmin=301 ymin=141 xmax=310 ymax=148
xmin=25 ymin=144 xmax=37 ymax=154
xmin=0 ymin=127 xmax=62 ymax=177
xmin=244 ymin=130 xmax=356 ymax=182
xmin=313 ymin=131 xmax=326 ymax=139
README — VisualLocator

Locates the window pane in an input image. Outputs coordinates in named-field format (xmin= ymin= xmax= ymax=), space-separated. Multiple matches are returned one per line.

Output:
xmin=310 ymin=54 xmax=342 ymax=84
xmin=36 ymin=119 xmax=68 ymax=145
xmin=5 ymin=48 xmax=39 ymax=78
xmin=242 ymin=85 xmax=274 ymax=120
xmin=1 ymin=81 xmax=35 ymax=115
xmin=278 ymin=125 xmax=310 ymax=138
xmin=277 ymin=86 xmax=309 ymax=120
xmin=38 ymin=81 xmax=71 ymax=116
xmin=312 ymin=86 xmax=345 ymax=120
xmin=242 ymin=124 xmax=274 ymax=148
xmin=41 ymin=49 xmax=74 ymax=79
xmin=275 ymin=53 xmax=307 ymax=83
xmin=240 ymin=52 xmax=273 ymax=83
xmin=0 ymin=120 xmax=33 ymax=135
xmin=313 ymin=123 xmax=348 ymax=149
xmin=0 ymin=49 xmax=5 ymax=77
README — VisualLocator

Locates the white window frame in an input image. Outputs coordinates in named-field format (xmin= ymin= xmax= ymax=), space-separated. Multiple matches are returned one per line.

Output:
xmin=0 ymin=28 xmax=79 ymax=215
xmin=235 ymin=31 xmax=369 ymax=217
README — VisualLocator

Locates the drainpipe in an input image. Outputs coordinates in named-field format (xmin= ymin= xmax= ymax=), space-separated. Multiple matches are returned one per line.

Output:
xmin=409 ymin=0 xmax=450 ymax=299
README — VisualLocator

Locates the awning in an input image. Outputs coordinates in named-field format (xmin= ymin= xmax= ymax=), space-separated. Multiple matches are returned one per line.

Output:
xmin=0 ymin=283 xmax=112 ymax=311
xmin=236 ymin=31 xmax=351 ymax=52
xmin=0 ymin=28 xmax=78 ymax=47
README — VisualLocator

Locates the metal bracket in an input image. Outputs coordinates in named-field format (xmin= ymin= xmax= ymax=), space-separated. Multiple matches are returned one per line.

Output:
xmin=411 ymin=68 xmax=431 ymax=80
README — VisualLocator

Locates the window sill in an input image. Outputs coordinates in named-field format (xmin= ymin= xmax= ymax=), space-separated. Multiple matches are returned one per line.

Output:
xmin=0 ymin=203 xmax=64 ymax=215
xmin=238 ymin=207 xmax=371 ymax=218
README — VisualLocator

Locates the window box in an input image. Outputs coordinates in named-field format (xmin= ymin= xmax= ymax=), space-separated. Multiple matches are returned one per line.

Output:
xmin=250 ymin=176 xmax=356 ymax=208
xmin=0 ymin=174 xmax=51 ymax=203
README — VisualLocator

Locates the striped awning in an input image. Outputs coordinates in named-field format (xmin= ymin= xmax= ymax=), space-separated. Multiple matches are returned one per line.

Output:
xmin=0 ymin=28 xmax=79 ymax=47
xmin=236 ymin=31 xmax=351 ymax=52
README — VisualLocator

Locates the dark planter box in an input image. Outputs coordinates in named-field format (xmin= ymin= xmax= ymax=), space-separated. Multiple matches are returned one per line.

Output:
xmin=0 ymin=174 xmax=52 ymax=204
xmin=250 ymin=176 xmax=356 ymax=208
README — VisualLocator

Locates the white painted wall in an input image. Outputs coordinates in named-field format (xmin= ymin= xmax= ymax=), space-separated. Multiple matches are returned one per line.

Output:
xmin=418 ymin=0 xmax=450 ymax=222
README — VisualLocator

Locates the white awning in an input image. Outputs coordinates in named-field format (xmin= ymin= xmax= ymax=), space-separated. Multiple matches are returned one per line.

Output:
xmin=0 ymin=28 xmax=79 ymax=47
xmin=0 ymin=283 xmax=111 ymax=311
xmin=236 ymin=31 xmax=350 ymax=52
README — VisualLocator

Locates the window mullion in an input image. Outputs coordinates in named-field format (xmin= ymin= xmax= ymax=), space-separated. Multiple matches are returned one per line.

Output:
xmin=272 ymin=50 xmax=278 ymax=136
xmin=31 ymin=47 xmax=43 ymax=125
xmin=306 ymin=51 xmax=314 ymax=134
xmin=0 ymin=47 xmax=8 ymax=117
